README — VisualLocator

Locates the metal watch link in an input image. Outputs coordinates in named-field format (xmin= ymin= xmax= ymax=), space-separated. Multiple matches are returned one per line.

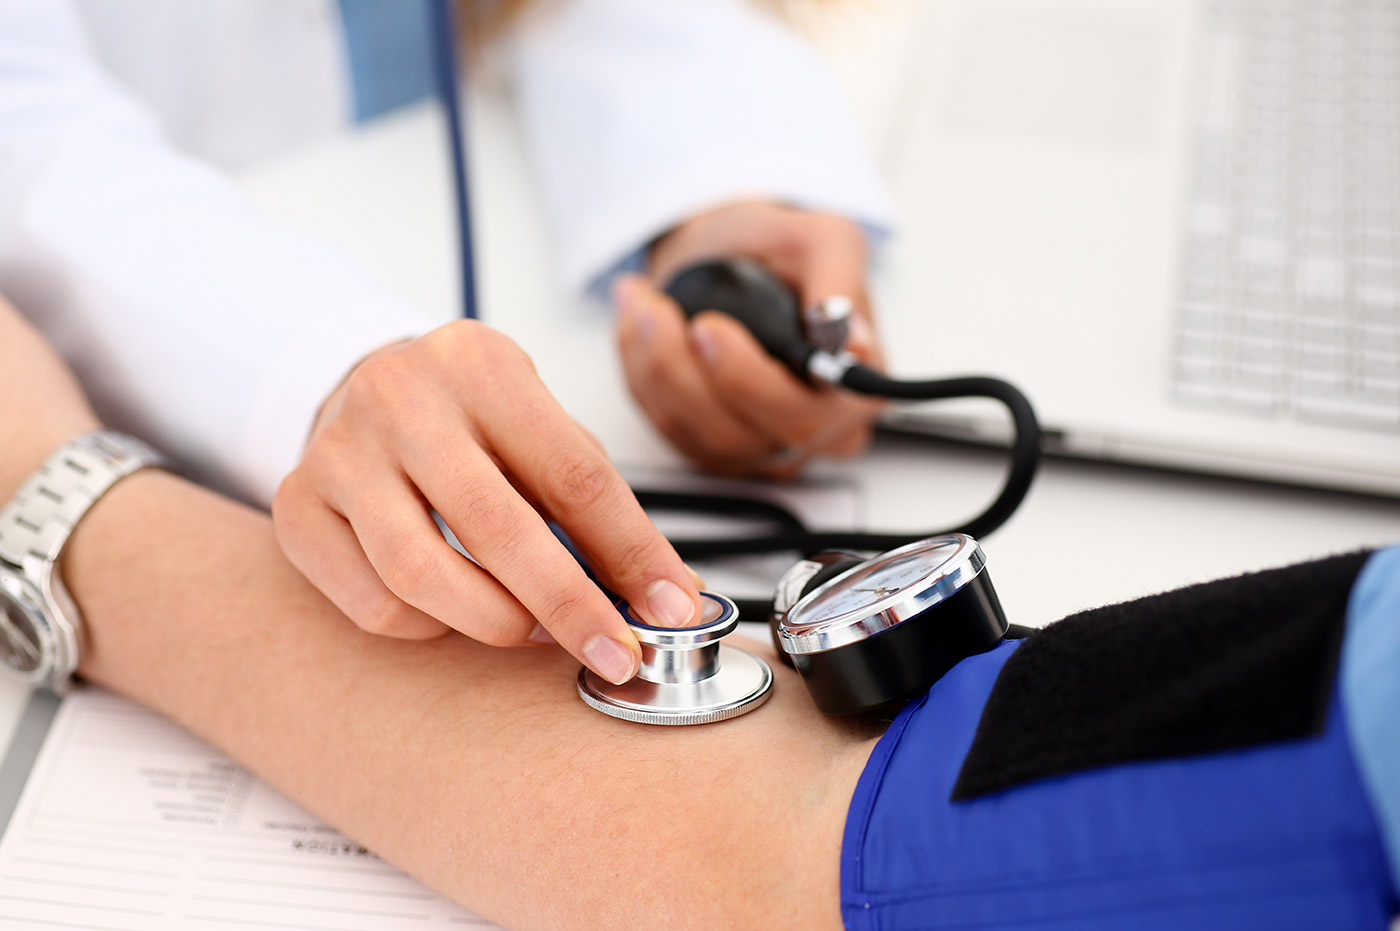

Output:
xmin=0 ymin=430 xmax=167 ymax=692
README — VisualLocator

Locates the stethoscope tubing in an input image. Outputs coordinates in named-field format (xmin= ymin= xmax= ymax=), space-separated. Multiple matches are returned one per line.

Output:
xmin=429 ymin=0 xmax=479 ymax=322
xmin=633 ymin=365 xmax=1041 ymax=559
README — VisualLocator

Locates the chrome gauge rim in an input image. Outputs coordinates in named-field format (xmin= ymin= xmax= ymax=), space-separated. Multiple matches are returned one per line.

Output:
xmin=779 ymin=534 xmax=986 ymax=656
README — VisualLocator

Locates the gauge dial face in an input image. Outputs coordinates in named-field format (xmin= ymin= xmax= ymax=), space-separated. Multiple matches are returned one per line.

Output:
xmin=783 ymin=535 xmax=982 ymax=650
xmin=805 ymin=547 xmax=942 ymax=622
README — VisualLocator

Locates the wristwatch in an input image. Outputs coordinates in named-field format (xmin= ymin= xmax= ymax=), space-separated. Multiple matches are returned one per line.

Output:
xmin=0 ymin=430 xmax=167 ymax=692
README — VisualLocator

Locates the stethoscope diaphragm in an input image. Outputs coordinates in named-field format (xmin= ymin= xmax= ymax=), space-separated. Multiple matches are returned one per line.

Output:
xmin=578 ymin=591 xmax=773 ymax=725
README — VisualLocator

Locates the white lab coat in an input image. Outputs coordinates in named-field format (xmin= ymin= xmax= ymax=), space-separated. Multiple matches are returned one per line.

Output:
xmin=0 ymin=0 xmax=893 ymax=506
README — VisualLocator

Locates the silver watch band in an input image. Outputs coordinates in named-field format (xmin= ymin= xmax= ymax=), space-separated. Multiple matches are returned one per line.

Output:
xmin=0 ymin=431 xmax=166 ymax=572
xmin=0 ymin=431 xmax=167 ymax=691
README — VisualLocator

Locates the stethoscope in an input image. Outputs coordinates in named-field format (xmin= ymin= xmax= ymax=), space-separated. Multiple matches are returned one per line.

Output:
xmin=428 ymin=3 xmax=1040 ymax=721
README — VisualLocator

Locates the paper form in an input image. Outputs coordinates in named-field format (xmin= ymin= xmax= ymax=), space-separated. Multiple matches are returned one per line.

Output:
xmin=0 ymin=688 xmax=502 ymax=930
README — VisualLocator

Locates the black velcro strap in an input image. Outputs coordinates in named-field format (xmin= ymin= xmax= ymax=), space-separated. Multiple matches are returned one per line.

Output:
xmin=951 ymin=550 xmax=1372 ymax=801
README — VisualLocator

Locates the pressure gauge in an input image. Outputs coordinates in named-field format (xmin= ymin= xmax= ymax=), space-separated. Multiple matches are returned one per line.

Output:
xmin=776 ymin=534 xmax=1008 ymax=715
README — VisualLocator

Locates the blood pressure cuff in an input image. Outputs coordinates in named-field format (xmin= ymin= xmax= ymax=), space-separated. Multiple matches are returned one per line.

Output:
xmin=840 ymin=546 xmax=1400 ymax=929
xmin=951 ymin=549 xmax=1371 ymax=800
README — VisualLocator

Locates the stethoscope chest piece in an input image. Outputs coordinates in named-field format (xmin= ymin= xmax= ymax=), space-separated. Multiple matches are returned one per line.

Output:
xmin=776 ymin=534 xmax=1008 ymax=716
xmin=578 ymin=592 xmax=773 ymax=725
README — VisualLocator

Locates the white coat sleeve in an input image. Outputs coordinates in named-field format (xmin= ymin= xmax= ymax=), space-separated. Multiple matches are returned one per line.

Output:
xmin=506 ymin=0 xmax=896 ymax=297
xmin=0 ymin=0 xmax=439 ymax=506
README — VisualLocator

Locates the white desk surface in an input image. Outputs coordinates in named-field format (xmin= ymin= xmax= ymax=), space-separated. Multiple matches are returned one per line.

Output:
xmin=3 ymin=5 xmax=1399 ymax=750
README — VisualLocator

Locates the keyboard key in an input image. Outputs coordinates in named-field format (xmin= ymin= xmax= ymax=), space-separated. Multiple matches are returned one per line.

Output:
xmin=1297 ymin=257 xmax=1347 ymax=298
xmin=1296 ymin=395 xmax=1400 ymax=431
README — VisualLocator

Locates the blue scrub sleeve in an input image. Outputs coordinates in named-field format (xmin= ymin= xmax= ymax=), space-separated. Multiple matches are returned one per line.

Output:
xmin=337 ymin=0 xmax=435 ymax=123
xmin=1343 ymin=544 xmax=1400 ymax=896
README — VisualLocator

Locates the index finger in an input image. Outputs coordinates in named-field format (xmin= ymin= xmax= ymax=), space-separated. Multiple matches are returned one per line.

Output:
xmin=470 ymin=378 xmax=703 ymax=633
xmin=405 ymin=435 xmax=645 ymax=686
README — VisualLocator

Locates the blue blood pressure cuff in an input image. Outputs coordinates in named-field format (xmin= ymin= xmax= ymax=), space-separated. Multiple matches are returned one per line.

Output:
xmin=951 ymin=549 xmax=1371 ymax=800
xmin=840 ymin=547 xmax=1400 ymax=929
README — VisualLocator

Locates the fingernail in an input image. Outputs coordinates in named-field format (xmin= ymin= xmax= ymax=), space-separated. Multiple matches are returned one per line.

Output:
xmin=618 ymin=284 xmax=655 ymax=346
xmin=612 ymin=274 xmax=643 ymax=311
xmin=528 ymin=623 xmax=555 ymax=644
xmin=635 ymin=304 xmax=655 ymax=347
xmin=645 ymin=578 xmax=696 ymax=627
xmin=847 ymin=315 xmax=877 ymax=355
xmin=691 ymin=326 xmax=718 ymax=366
xmin=584 ymin=635 xmax=637 ymax=685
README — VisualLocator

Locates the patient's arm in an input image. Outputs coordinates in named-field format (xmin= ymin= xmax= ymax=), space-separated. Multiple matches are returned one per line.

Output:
xmin=0 ymin=309 xmax=876 ymax=929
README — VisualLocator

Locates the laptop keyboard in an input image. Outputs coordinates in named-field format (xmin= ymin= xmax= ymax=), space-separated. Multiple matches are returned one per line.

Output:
xmin=1171 ymin=0 xmax=1400 ymax=431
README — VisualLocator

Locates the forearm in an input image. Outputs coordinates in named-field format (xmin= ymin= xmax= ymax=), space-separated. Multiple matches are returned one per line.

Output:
xmin=59 ymin=468 xmax=870 ymax=928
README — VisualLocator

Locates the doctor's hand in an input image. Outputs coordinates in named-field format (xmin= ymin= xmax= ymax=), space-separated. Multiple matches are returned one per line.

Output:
xmin=271 ymin=319 xmax=702 ymax=686
xmin=616 ymin=201 xmax=886 ymax=478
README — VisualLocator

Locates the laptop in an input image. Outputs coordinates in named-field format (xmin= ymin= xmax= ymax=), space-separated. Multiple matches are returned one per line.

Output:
xmin=874 ymin=0 xmax=1400 ymax=496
